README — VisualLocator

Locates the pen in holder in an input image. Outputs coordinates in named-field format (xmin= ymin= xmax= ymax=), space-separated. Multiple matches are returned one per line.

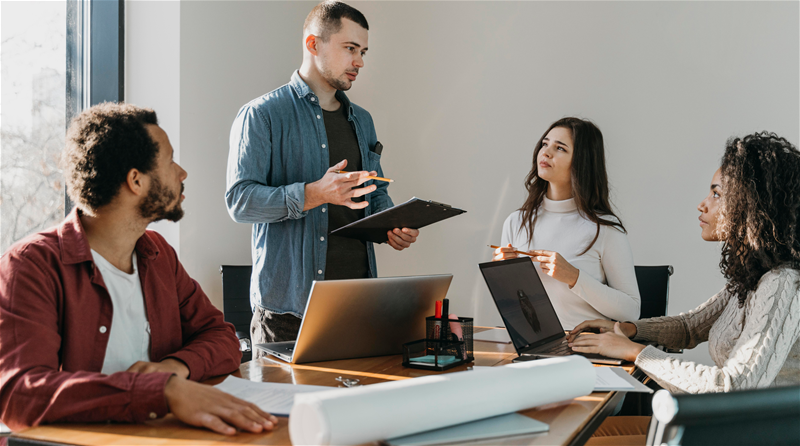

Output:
xmin=402 ymin=316 xmax=474 ymax=371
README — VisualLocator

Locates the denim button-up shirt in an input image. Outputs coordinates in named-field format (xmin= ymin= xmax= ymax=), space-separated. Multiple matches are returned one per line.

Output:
xmin=226 ymin=71 xmax=393 ymax=316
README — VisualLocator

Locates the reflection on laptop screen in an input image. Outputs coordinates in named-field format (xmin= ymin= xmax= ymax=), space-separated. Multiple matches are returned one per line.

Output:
xmin=480 ymin=258 xmax=563 ymax=351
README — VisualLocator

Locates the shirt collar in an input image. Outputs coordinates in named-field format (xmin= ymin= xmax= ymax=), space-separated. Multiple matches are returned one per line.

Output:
xmin=290 ymin=70 xmax=313 ymax=98
xmin=58 ymin=208 xmax=159 ymax=265
xmin=290 ymin=70 xmax=355 ymax=119
xmin=542 ymin=196 xmax=578 ymax=213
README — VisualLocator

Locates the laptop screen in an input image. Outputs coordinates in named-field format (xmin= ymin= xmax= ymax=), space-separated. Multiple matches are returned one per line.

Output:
xmin=479 ymin=258 xmax=564 ymax=352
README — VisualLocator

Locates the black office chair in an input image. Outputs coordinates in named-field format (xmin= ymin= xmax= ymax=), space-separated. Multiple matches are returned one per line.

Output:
xmin=647 ymin=385 xmax=800 ymax=445
xmin=635 ymin=265 xmax=673 ymax=320
xmin=220 ymin=265 xmax=254 ymax=363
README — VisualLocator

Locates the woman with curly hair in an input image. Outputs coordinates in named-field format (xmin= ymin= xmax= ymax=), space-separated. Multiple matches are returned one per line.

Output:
xmin=493 ymin=117 xmax=640 ymax=330
xmin=572 ymin=132 xmax=800 ymax=444
xmin=569 ymin=131 xmax=800 ymax=394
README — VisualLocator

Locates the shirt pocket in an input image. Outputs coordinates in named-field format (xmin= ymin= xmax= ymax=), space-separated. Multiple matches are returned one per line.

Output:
xmin=365 ymin=150 xmax=382 ymax=172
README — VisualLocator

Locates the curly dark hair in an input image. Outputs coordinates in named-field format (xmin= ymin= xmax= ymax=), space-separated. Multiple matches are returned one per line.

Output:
xmin=718 ymin=132 xmax=800 ymax=307
xmin=62 ymin=102 xmax=159 ymax=213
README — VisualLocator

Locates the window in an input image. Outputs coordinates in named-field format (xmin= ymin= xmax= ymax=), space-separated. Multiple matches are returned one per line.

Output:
xmin=1 ymin=1 xmax=67 ymax=253
xmin=1 ymin=0 xmax=123 ymax=253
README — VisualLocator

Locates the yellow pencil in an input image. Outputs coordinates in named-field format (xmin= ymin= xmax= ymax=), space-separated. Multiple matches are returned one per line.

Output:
xmin=488 ymin=245 xmax=538 ymax=257
xmin=335 ymin=170 xmax=394 ymax=183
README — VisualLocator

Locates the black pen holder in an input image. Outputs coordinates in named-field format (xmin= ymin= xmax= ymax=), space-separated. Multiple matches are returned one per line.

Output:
xmin=401 ymin=316 xmax=474 ymax=371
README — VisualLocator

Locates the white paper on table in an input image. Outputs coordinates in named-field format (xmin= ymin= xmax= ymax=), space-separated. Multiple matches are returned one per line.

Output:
xmin=594 ymin=367 xmax=653 ymax=393
xmin=289 ymin=355 xmax=596 ymax=445
xmin=473 ymin=329 xmax=512 ymax=344
xmin=214 ymin=376 xmax=334 ymax=416
xmin=384 ymin=413 xmax=548 ymax=446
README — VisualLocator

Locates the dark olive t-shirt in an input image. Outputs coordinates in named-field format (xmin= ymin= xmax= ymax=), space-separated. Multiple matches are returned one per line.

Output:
xmin=323 ymin=104 xmax=370 ymax=280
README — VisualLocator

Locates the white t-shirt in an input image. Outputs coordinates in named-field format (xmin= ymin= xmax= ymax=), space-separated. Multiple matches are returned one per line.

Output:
xmin=500 ymin=197 xmax=640 ymax=329
xmin=91 ymin=250 xmax=151 ymax=375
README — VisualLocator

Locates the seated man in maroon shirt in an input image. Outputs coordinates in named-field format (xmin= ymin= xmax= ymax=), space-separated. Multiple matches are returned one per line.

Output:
xmin=0 ymin=103 xmax=277 ymax=435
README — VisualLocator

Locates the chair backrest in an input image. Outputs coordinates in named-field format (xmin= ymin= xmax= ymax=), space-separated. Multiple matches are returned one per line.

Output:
xmin=219 ymin=265 xmax=253 ymax=337
xmin=635 ymin=265 xmax=673 ymax=319
xmin=647 ymin=386 xmax=800 ymax=445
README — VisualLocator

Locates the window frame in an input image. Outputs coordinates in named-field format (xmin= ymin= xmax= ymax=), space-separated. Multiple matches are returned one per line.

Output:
xmin=65 ymin=0 xmax=124 ymax=214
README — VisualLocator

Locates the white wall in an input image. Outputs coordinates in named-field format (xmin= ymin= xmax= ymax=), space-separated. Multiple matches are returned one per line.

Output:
xmin=125 ymin=0 xmax=181 ymax=251
xmin=133 ymin=1 xmax=799 ymax=367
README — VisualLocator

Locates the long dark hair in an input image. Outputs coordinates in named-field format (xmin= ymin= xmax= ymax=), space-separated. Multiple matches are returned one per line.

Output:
xmin=519 ymin=117 xmax=625 ymax=255
xmin=718 ymin=132 xmax=800 ymax=307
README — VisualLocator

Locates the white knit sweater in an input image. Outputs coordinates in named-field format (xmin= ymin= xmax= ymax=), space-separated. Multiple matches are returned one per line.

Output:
xmin=633 ymin=266 xmax=800 ymax=393
xmin=500 ymin=197 xmax=640 ymax=330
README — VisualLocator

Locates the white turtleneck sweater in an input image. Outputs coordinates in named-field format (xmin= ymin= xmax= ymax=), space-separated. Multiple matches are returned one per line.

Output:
xmin=500 ymin=197 xmax=640 ymax=329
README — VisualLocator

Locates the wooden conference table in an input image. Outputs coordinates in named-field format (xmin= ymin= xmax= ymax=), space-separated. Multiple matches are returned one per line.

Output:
xmin=9 ymin=328 xmax=636 ymax=446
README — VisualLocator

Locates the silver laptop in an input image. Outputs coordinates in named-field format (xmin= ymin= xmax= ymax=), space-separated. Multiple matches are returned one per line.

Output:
xmin=479 ymin=258 xmax=623 ymax=365
xmin=255 ymin=275 xmax=452 ymax=364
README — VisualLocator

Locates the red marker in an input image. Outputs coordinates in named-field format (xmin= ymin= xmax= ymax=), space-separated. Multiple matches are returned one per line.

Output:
xmin=433 ymin=301 xmax=443 ymax=339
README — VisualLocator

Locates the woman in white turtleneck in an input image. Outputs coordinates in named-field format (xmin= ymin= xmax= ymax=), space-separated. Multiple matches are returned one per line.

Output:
xmin=493 ymin=117 xmax=640 ymax=330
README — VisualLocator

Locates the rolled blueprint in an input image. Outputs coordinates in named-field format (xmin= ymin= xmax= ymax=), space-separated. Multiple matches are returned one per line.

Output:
xmin=289 ymin=355 xmax=595 ymax=445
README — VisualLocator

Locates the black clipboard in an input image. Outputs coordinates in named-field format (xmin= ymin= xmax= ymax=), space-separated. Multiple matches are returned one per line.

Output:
xmin=329 ymin=197 xmax=466 ymax=244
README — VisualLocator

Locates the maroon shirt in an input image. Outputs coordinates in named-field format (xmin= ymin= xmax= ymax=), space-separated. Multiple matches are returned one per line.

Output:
xmin=0 ymin=209 xmax=241 ymax=430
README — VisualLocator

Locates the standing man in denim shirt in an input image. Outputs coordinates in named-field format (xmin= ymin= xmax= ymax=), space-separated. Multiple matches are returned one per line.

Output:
xmin=226 ymin=1 xmax=419 ymax=352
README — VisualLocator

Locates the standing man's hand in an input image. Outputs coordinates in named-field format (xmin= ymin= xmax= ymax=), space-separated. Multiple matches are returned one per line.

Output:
xmin=304 ymin=160 xmax=377 ymax=211
xmin=164 ymin=376 xmax=278 ymax=436
xmin=127 ymin=358 xmax=190 ymax=379
xmin=387 ymin=228 xmax=418 ymax=251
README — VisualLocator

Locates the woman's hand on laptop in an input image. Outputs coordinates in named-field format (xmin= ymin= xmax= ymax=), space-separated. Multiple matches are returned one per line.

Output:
xmin=568 ymin=319 xmax=637 ymax=342
xmin=568 ymin=322 xmax=645 ymax=362
xmin=165 ymin=376 xmax=278 ymax=435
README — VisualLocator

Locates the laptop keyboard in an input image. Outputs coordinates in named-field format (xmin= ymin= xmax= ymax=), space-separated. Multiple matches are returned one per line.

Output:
xmin=539 ymin=339 xmax=574 ymax=355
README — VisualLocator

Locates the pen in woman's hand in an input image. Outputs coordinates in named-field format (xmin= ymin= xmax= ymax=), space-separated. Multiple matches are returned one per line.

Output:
xmin=488 ymin=245 xmax=536 ymax=257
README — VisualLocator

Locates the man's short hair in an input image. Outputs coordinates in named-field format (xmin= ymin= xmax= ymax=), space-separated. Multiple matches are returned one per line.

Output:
xmin=62 ymin=102 xmax=159 ymax=213
xmin=303 ymin=1 xmax=369 ymax=42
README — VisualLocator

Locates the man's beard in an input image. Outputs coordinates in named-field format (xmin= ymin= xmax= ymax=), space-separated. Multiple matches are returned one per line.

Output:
xmin=321 ymin=67 xmax=354 ymax=91
xmin=138 ymin=175 xmax=184 ymax=223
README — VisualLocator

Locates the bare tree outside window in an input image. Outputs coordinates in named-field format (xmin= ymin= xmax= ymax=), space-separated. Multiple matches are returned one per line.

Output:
xmin=1 ymin=2 xmax=67 ymax=254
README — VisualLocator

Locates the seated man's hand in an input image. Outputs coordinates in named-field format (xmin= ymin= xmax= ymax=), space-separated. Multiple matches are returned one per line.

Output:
xmin=127 ymin=358 xmax=190 ymax=379
xmin=165 ymin=376 xmax=278 ymax=436
xmin=568 ymin=322 xmax=645 ymax=362
xmin=492 ymin=244 xmax=519 ymax=261
xmin=387 ymin=228 xmax=418 ymax=251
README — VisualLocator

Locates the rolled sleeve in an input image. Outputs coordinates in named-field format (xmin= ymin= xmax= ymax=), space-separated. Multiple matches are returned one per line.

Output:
xmin=226 ymin=104 xmax=308 ymax=223
xmin=285 ymin=181 xmax=308 ymax=220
